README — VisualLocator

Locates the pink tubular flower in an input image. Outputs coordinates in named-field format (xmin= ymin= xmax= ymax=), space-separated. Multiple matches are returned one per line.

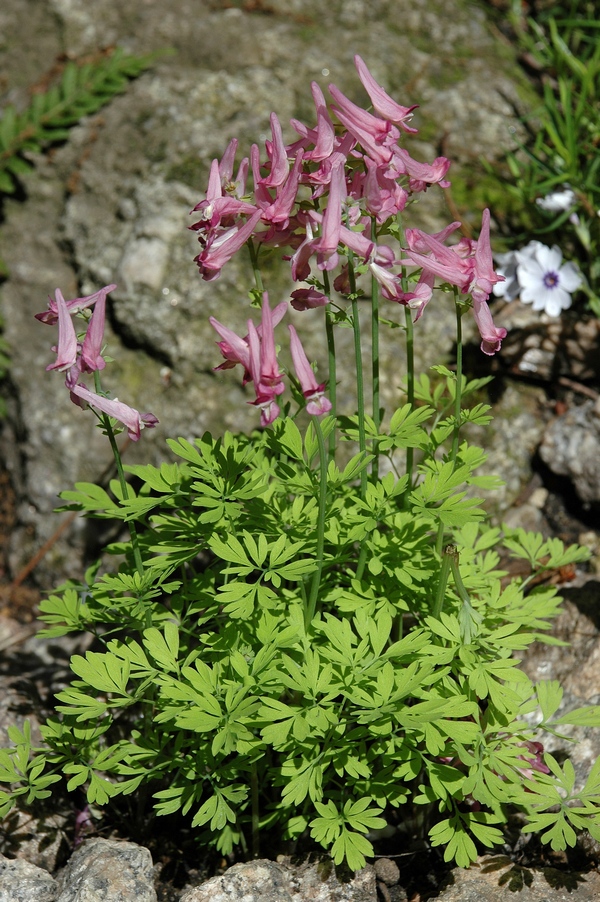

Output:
xmin=211 ymin=294 xmax=286 ymax=426
xmin=45 ymin=289 xmax=78 ymax=373
xmin=403 ymin=269 xmax=436 ymax=321
xmin=209 ymin=317 xmax=252 ymax=376
xmin=353 ymin=55 xmax=418 ymax=133
xmin=38 ymin=283 xmax=159 ymax=438
xmin=468 ymin=209 xmax=504 ymax=304
xmin=472 ymin=296 xmax=507 ymax=356
xmin=190 ymin=158 xmax=256 ymax=230
xmin=289 ymin=82 xmax=335 ymax=162
xmin=80 ymin=286 xmax=108 ymax=373
xmin=260 ymin=113 xmax=290 ymax=188
xmin=254 ymin=293 xmax=286 ymax=396
xmin=247 ymin=320 xmax=282 ymax=426
xmin=69 ymin=383 xmax=158 ymax=441
xmin=290 ymin=287 xmax=329 ymax=310
xmin=288 ymin=325 xmax=331 ymax=416
xmin=35 ymin=284 xmax=117 ymax=326
xmin=391 ymin=147 xmax=451 ymax=191
xmin=210 ymin=300 xmax=287 ymax=381
xmin=194 ymin=209 xmax=262 ymax=281
xmin=311 ymin=159 xmax=345 ymax=271
xmin=363 ymin=158 xmax=408 ymax=223
xmin=405 ymin=210 xmax=507 ymax=354
xmin=329 ymin=83 xmax=398 ymax=166
xmin=257 ymin=150 xmax=304 ymax=235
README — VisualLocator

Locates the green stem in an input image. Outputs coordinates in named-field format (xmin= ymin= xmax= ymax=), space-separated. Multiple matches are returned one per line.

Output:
xmin=323 ymin=269 xmax=337 ymax=459
xmin=433 ymin=545 xmax=453 ymax=619
xmin=93 ymin=372 xmax=145 ymax=580
xmin=435 ymin=292 xmax=464 ymax=556
xmin=404 ymin=304 xmax=415 ymax=494
xmin=347 ymin=255 xmax=367 ymax=500
xmin=305 ymin=416 xmax=328 ymax=630
xmin=247 ymin=240 xmax=264 ymax=293
xmin=370 ymin=219 xmax=380 ymax=481
xmin=451 ymin=292 xmax=464 ymax=464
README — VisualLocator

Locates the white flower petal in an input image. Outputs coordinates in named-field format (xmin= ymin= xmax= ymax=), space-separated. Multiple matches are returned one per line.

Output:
xmin=558 ymin=262 xmax=583 ymax=292
xmin=517 ymin=262 xmax=545 ymax=289
xmin=536 ymin=187 xmax=576 ymax=212
xmin=534 ymin=244 xmax=563 ymax=272
xmin=544 ymin=288 xmax=572 ymax=317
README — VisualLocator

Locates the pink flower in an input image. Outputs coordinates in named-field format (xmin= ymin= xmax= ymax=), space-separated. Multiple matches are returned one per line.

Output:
xmin=353 ymin=55 xmax=418 ymax=133
xmin=256 ymin=150 xmax=304 ymax=235
xmin=69 ymin=383 xmax=158 ymax=441
xmin=45 ymin=289 xmax=78 ymax=373
xmin=210 ymin=300 xmax=287 ymax=381
xmin=80 ymin=286 xmax=108 ymax=373
xmin=35 ymin=284 xmax=117 ymax=326
xmin=247 ymin=321 xmax=282 ymax=426
xmin=252 ymin=294 xmax=286 ymax=396
xmin=194 ymin=209 xmax=262 ymax=281
xmin=211 ymin=294 xmax=287 ymax=427
xmin=288 ymin=325 xmax=331 ymax=416
xmin=329 ymin=82 xmax=398 ymax=166
xmin=259 ymin=113 xmax=290 ymax=189
xmin=290 ymin=287 xmax=329 ymax=310
xmin=404 ymin=211 xmax=507 ymax=354
xmin=289 ymin=82 xmax=335 ymax=162
xmin=363 ymin=158 xmax=408 ymax=223
xmin=472 ymin=296 xmax=507 ymax=356
xmin=191 ymin=158 xmax=256 ymax=230
xmin=404 ymin=228 xmax=472 ymax=293
xmin=311 ymin=159 xmax=345 ymax=271
xmin=402 ymin=269 xmax=436 ymax=320
xmin=391 ymin=147 xmax=451 ymax=191
xmin=468 ymin=209 xmax=504 ymax=304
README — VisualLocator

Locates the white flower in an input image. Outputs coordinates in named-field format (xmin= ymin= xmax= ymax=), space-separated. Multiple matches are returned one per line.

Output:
xmin=492 ymin=241 xmax=544 ymax=301
xmin=516 ymin=243 xmax=582 ymax=317
xmin=536 ymin=185 xmax=576 ymax=213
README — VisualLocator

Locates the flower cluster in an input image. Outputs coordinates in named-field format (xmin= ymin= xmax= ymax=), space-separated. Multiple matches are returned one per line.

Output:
xmin=35 ymin=286 xmax=158 ymax=441
xmin=210 ymin=293 xmax=331 ymax=426
xmin=191 ymin=55 xmax=507 ymax=422
xmin=493 ymin=240 xmax=583 ymax=317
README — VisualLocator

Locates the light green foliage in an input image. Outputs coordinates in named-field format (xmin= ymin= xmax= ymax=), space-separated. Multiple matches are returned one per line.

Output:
xmin=1 ymin=368 xmax=596 ymax=870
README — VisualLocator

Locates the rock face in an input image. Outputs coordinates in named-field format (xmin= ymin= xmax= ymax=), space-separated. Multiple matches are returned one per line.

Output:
xmin=539 ymin=399 xmax=600 ymax=506
xmin=0 ymin=0 xmax=532 ymax=587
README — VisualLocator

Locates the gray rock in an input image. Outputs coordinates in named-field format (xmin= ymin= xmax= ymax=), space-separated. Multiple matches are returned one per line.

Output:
xmin=539 ymin=399 xmax=600 ymax=505
xmin=179 ymin=857 xmax=377 ymax=902
xmin=0 ymin=808 xmax=68 ymax=877
xmin=54 ymin=839 xmax=156 ymax=902
xmin=436 ymin=855 xmax=600 ymax=901
xmin=0 ymin=854 xmax=57 ymax=902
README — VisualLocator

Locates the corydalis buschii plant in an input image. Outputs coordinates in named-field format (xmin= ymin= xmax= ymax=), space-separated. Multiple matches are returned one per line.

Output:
xmin=3 ymin=54 xmax=598 ymax=877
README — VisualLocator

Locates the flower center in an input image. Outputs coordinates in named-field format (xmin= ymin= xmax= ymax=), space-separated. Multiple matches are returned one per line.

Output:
xmin=543 ymin=270 xmax=560 ymax=289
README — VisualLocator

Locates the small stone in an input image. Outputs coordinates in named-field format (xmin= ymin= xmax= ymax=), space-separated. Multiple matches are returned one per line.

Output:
xmin=0 ymin=854 xmax=57 ymax=902
xmin=374 ymin=857 xmax=400 ymax=885
xmin=55 ymin=838 xmax=156 ymax=902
